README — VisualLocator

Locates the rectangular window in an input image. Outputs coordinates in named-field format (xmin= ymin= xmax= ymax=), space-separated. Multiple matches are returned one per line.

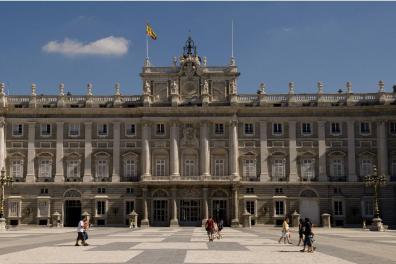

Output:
xmin=391 ymin=159 xmax=396 ymax=178
xmin=96 ymin=201 xmax=106 ymax=215
xmin=12 ymin=124 xmax=23 ymax=136
xmin=40 ymin=124 xmax=51 ymax=136
xmin=243 ymin=159 xmax=256 ymax=178
xmin=39 ymin=159 xmax=52 ymax=178
xmin=272 ymin=159 xmax=285 ymax=180
xmin=156 ymin=124 xmax=165 ymax=135
xmin=390 ymin=122 xmax=396 ymax=134
xmin=98 ymin=124 xmax=108 ymax=136
xmin=273 ymin=123 xmax=282 ymax=135
xmin=40 ymin=188 xmax=48 ymax=194
xmin=330 ymin=159 xmax=344 ymax=178
xmin=360 ymin=159 xmax=373 ymax=177
xmin=244 ymin=123 xmax=254 ymax=135
xmin=184 ymin=159 xmax=195 ymax=176
xmin=125 ymin=201 xmax=135 ymax=215
xmin=215 ymin=123 xmax=224 ymax=135
xmin=360 ymin=122 xmax=370 ymax=135
xmin=246 ymin=201 xmax=255 ymax=215
xmin=8 ymin=201 xmax=20 ymax=217
xmin=333 ymin=200 xmax=343 ymax=216
xmin=126 ymin=124 xmax=136 ymax=136
xmin=97 ymin=187 xmax=106 ymax=194
xmin=68 ymin=123 xmax=80 ymax=137
xmin=331 ymin=122 xmax=341 ymax=135
xmin=214 ymin=159 xmax=225 ymax=176
xmin=362 ymin=199 xmax=374 ymax=217
xmin=301 ymin=159 xmax=315 ymax=180
xmin=97 ymin=160 xmax=108 ymax=178
xmin=302 ymin=123 xmax=312 ymax=135
xmin=11 ymin=160 xmax=23 ymax=178
xmin=155 ymin=160 xmax=166 ymax=176
xmin=67 ymin=160 xmax=80 ymax=178
xmin=275 ymin=200 xmax=285 ymax=216
xmin=124 ymin=159 xmax=136 ymax=178
xmin=37 ymin=200 xmax=49 ymax=217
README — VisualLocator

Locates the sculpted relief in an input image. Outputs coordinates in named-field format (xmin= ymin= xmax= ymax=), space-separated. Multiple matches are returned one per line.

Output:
xmin=181 ymin=126 xmax=199 ymax=148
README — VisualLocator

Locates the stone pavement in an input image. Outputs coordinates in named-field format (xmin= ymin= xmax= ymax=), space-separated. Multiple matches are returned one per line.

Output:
xmin=0 ymin=226 xmax=395 ymax=264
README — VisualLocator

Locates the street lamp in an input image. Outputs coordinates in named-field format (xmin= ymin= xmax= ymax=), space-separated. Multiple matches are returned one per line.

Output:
xmin=0 ymin=167 xmax=14 ymax=231
xmin=363 ymin=165 xmax=386 ymax=231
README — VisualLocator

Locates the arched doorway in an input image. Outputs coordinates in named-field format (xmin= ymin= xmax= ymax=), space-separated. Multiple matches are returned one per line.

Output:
xmin=299 ymin=189 xmax=320 ymax=226
xmin=151 ymin=189 xmax=169 ymax=227
xmin=63 ymin=190 xmax=82 ymax=227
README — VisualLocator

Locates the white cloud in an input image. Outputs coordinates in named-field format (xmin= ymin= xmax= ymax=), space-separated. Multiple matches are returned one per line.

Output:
xmin=42 ymin=36 xmax=129 ymax=57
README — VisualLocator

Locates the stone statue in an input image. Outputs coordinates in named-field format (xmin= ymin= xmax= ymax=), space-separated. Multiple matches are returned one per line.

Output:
xmin=173 ymin=57 xmax=177 ymax=67
xmin=288 ymin=82 xmax=295 ymax=94
xmin=346 ymin=81 xmax=352 ymax=94
xmin=230 ymin=79 xmax=237 ymax=95
xmin=87 ymin=83 xmax=93 ymax=96
xmin=259 ymin=83 xmax=266 ymax=94
xmin=115 ymin=82 xmax=121 ymax=96
xmin=203 ymin=56 xmax=207 ymax=66
xmin=171 ymin=80 xmax=178 ymax=94
xmin=0 ymin=83 xmax=5 ymax=95
xmin=31 ymin=83 xmax=37 ymax=96
xmin=144 ymin=80 xmax=151 ymax=95
xmin=59 ymin=83 xmax=65 ymax=96
xmin=202 ymin=80 xmax=209 ymax=95
xmin=378 ymin=80 xmax=385 ymax=93
xmin=317 ymin=81 xmax=324 ymax=94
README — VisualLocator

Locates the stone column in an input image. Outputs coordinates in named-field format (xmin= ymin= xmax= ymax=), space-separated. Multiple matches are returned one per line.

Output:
xmin=231 ymin=186 xmax=240 ymax=227
xmin=200 ymin=121 xmax=210 ymax=178
xmin=112 ymin=121 xmax=120 ymax=182
xmin=170 ymin=122 xmax=180 ymax=179
xmin=259 ymin=121 xmax=270 ymax=181
xmin=170 ymin=188 xmax=179 ymax=226
xmin=26 ymin=122 xmax=36 ymax=183
xmin=318 ymin=121 xmax=327 ymax=182
xmin=141 ymin=187 xmax=149 ymax=227
xmin=347 ymin=120 xmax=357 ymax=182
xmin=377 ymin=120 xmax=388 ymax=180
xmin=54 ymin=122 xmax=64 ymax=183
xmin=83 ymin=122 xmax=93 ymax=182
xmin=288 ymin=121 xmax=298 ymax=182
xmin=0 ymin=119 xmax=6 ymax=171
xmin=201 ymin=187 xmax=209 ymax=226
xmin=230 ymin=120 xmax=240 ymax=180
xmin=141 ymin=122 xmax=151 ymax=180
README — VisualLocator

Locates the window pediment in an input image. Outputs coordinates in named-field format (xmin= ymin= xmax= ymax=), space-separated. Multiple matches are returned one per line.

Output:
xmin=328 ymin=151 xmax=346 ymax=157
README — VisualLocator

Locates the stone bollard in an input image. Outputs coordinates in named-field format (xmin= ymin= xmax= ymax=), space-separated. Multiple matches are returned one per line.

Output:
xmin=321 ymin=213 xmax=331 ymax=228
xmin=291 ymin=210 xmax=300 ymax=227
xmin=52 ymin=212 xmax=61 ymax=228
xmin=129 ymin=210 xmax=138 ymax=229
xmin=242 ymin=210 xmax=251 ymax=228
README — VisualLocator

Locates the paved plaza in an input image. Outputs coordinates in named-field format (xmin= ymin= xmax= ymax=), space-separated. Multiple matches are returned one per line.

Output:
xmin=0 ymin=226 xmax=395 ymax=264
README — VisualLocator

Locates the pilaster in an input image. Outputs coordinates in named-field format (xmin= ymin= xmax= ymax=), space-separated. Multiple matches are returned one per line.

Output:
xmin=202 ymin=187 xmax=209 ymax=226
xmin=259 ymin=121 xmax=270 ymax=181
xmin=83 ymin=122 xmax=93 ymax=182
xmin=26 ymin=122 xmax=36 ymax=183
xmin=200 ymin=121 xmax=210 ymax=179
xmin=141 ymin=187 xmax=149 ymax=227
xmin=347 ymin=120 xmax=357 ymax=182
xmin=112 ymin=121 xmax=120 ymax=182
xmin=229 ymin=119 xmax=240 ymax=181
xmin=141 ymin=122 xmax=151 ymax=180
xmin=318 ymin=121 xmax=327 ymax=182
xmin=0 ymin=118 xmax=6 ymax=171
xmin=231 ymin=186 xmax=240 ymax=227
xmin=170 ymin=188 xmax=179 ymax=226
xmin=288 ymin=121 xmax=298 ymax=182
xmin=170 ymin=121 xmax=180 ymax=179
xmin=377 ymin=120 xmax=388 ymax=180
xmin=54 ymin=122 xmax=64 ymax=183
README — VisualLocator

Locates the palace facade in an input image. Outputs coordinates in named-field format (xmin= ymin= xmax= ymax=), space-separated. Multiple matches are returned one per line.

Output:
xmin=1 ymin=37 xmax=396 ymax=228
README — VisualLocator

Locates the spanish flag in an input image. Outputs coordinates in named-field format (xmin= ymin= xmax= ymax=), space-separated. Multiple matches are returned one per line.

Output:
xmin=146 ymin=23 xmax=157 ymax=40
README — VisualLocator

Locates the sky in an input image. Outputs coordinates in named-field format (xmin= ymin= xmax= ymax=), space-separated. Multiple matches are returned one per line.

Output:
xmin=1 ymin=2 xmax=396 ymax=95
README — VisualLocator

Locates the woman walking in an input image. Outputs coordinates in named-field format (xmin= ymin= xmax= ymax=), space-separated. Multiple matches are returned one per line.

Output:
xmin=297 ymin=218 xmax=304 ymax=246
xmin=278 ymin=217 xmax=292 ymax=244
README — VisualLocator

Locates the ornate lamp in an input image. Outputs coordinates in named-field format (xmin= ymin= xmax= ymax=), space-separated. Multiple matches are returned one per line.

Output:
xmin=363 ymin=165 xmax=386 ymax=231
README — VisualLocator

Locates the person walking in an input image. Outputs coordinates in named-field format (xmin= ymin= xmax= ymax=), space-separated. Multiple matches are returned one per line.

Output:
xmin=297 ymin=218 xmax=304 ymax=246
xmin=217 ymin=219 xmax=224 ymax=239
xmin=75 ymin=216 xmax=88 ymax=246
xmin=205 ymin=216 xmax=215 ymax=242
xmin=300 ymin=218 xmax=315 ymax=252
xmin=278 ymin=217 xmax=292 ymax=244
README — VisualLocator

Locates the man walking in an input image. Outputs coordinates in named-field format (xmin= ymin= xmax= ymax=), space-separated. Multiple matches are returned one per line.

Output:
xmin=75 ymin=216 xmax=88 ymax=246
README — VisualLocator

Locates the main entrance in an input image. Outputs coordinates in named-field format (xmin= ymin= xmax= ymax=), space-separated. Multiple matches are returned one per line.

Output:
xmin=179 ymin=200 xmax=201 ymax=226
xmin=299 ymin=189 xmax=320 ymax=226
xmin=64 ymin=200 xmax=81 ymax=227
xmin=152 ymin=200 xmax=168 ymax=226
xmin=212 ymin=199 xmax=227 ymax=224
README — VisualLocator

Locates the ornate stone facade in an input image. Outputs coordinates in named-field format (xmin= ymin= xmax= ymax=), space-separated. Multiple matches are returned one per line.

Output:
xmin=1 ymin=37 xmax=396 ymax=228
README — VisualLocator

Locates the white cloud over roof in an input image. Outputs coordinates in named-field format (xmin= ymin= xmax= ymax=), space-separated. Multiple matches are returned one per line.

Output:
xmin=42 ymin=36 xmax=129 ymax=57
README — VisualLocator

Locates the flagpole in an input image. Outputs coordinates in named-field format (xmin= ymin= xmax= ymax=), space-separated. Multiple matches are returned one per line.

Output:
xmin=146 ymin=34 xmax=149 ymax=59
xmin=231 ymin=19 xmax=234 ymax=58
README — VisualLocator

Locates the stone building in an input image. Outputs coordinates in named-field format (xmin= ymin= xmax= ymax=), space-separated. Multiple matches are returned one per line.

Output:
xmin=1 ymin=37 xmax=396 ymax=228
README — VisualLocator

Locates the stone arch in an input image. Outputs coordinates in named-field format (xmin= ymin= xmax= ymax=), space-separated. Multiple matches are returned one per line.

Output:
xmin=63 ymin=189 xmax=81 ymax=198
xmin=299 ymin=188 xmax=319 ymax=198
xmin=152 ymin=189 xmax=169 ymax=198
xmin=211 ymin=189 xmax=229 ymax=198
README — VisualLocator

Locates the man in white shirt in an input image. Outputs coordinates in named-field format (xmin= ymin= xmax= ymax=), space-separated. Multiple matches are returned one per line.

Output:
xmin=75 ymin=216 xmax=88 ymax=246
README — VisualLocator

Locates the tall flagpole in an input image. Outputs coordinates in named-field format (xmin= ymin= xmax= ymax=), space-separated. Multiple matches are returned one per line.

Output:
xmin=231 ymin=19 xmax=234 ymax=58
xmin=146 ymin=33 xmax=149 ymax=59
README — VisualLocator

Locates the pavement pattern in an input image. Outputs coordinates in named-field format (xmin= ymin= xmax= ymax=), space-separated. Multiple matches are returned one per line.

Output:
xmin=0 ymin=226 xmax=395 ymax=264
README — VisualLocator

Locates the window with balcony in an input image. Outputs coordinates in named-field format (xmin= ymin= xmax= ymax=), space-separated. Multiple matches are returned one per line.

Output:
xmin=124 ymin=159 xmax=137 ymax=178
xmin=360 ymin=159 xmax=373 ymax=177
xmin=12 ymin=124 xmax=23 ymax=136
xmin=40 ymin=124 xmax=51 ymax=137
xmin=272 ymin=159 xmax=285 ymax=181
xmin=155 ymin=159 xmax=166 ymax=176
xmin=214 ymin=159 xmax=225 ymax=176
xmin=301 ymin=159 xmax=315 ymax=181
xmin=67 ymin=160 xmax=80 ymax=178
xmin=10 ymin=160 xmax=23 ymax=179
xmin=302 ymin=123 xmax=312 ymax=135
xmin=273 ymin=123 xmax=282 ymax=135
xmin=330 ymin=159 xmax=344 ymax=179
xmin=244 ymin=123 xmax=254 ymax=135
xmin=68 ymin=123 xmax=80 ymax=137
xmin=215 ymin=123 xmax=224 ymax=135
xmin=38 ymin=159 xmax=52 ymax=178
xmin=96 ymin=160 xmax=109 ymax=178
xmin=184 ymin=159 xmax=195 ymax=176
xmin=125 ymin=124 xmax=136 ymax=136
xmin=243 ymin=159 xmax=256 ymax=179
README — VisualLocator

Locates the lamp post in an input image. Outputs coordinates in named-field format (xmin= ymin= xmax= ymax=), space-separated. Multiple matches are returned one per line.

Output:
xmin=0 ymin=167 xmax=14 ymax=231
xmin=363 ymin=165 xmax=386 ymax=231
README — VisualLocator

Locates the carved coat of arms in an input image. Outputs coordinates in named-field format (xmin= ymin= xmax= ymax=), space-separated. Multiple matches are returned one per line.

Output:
xmin=181 ymin=126 xmax=199 ymax=147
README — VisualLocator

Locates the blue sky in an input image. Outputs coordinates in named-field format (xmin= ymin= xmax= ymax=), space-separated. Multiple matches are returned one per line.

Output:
xmin=1 ymin=2 xmax=396 ymax=95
